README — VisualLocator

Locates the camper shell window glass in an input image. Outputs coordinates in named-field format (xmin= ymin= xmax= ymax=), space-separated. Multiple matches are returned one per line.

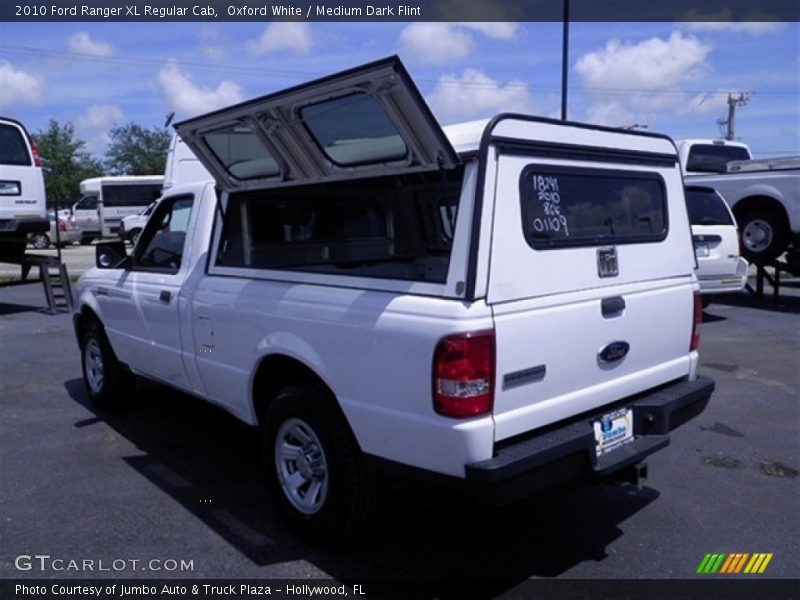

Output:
xmin=103 ymin=184 xmax=162 ymax=208
xmin=300 ymin=93 xmax=408 ymax=166
xmin=685 ymin=188 xmax=734 ymax=226
xmin=203 ymin=124 xmax=280 ymax=180
xmin=686 ymin=144 xmax=750 ymax=173
xmin=520 ymin=165 xmax=667 ymax=249
xmin=0 ymin=124 xmax=31 ymax=166
xmin=214 ymin=168 xmax=463 ymax=283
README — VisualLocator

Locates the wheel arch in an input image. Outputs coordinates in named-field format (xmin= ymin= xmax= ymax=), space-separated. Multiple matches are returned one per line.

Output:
xmin=251 ymin=353 xmax=343 ymax=428
xmin=732 ymin=195 xmax=790 ymax=231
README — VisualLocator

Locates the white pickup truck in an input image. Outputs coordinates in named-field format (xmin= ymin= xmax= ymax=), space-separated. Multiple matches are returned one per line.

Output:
xmin=74 ymin=57 xmax=714 ymax=542
xmin=677 ymin=139 xmax=800 ymax=260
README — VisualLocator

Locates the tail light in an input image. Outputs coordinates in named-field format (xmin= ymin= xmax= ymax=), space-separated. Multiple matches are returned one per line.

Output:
xmin=433 ymin=330 xmax=494 ymax=418
xmin=58 ymin=219 xmax=67 ymax=232
xmin=690 ymin=292 xmax=702 ymax=351
xmin=30 ymin=142 xmax=43 ymax=167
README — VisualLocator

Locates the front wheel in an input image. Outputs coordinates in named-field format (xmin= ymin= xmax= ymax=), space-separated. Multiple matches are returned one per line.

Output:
xmin=30 ymin=233 xmax=50 ymax=249
xmin=262 ymin=383 xmax=373 ymax=543
xmin=739 ymin=211 xmax=787 ymax=261
xmin=81 ymin=320 xmax=133 ymax=408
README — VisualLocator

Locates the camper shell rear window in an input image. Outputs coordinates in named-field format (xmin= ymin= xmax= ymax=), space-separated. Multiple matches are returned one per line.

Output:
xmin=520 ymin=164 xmax=667 ymax=249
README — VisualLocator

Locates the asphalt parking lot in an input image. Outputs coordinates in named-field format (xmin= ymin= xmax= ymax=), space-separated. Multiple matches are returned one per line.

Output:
xmin=1 ymin=280 xmax=798 ymax=590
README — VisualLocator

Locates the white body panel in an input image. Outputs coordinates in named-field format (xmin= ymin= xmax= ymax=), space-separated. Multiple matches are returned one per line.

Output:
xmin=0 ymin=118 xmax=47 ymax=229
xmin=77 ymin=116 xmax=699 ymax=479
xmin=163 ymin=133 xmax=212 ymax=190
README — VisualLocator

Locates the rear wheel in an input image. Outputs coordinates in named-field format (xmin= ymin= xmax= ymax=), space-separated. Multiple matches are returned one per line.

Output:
xmin=739 ymin=211 xmax=787 ymax=261
xmin=80 ymin=320 xmax=133 ymax=408
xmin=262 ymin=383 xmax=373 ymax=543
xmin=30 ymin=233 xmax=51 ymax=249
xmin=80 ymin=236 xmax=95 ymax=246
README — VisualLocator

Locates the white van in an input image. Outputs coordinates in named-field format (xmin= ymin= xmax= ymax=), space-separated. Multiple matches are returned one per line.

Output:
xmin=74 ymin=175 xmax=164 ymax=242
xmin=0 ymin=117 xmax=48 ymax=260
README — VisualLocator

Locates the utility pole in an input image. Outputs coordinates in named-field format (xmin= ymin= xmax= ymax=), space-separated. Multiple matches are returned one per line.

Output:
xmin=718 ymin=93 xmax=748 ymax=140
xmin=561 ymin=0 xmax=569 ymax=121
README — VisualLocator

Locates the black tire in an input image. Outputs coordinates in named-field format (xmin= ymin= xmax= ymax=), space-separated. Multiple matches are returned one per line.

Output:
xmin=80 ymin=319 xmax=133 ymax=408
xmin=739 ymin=210 xmax=787 ymax=261
xmin=262 ymin=383 xmax=373 ymax=543
xmin=80 ymin=236 xmax=95 ymax=246
xmin=30 ymin=233 xmax=51 ymax=249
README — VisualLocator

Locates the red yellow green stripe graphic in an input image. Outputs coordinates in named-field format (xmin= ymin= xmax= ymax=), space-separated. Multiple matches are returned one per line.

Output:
xmin=697 ymin=552 xmax=773 ymax=574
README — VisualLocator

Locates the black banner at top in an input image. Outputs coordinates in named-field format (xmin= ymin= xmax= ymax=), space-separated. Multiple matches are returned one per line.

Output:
xmin=2 ymin=0 xmax=799 ymax=22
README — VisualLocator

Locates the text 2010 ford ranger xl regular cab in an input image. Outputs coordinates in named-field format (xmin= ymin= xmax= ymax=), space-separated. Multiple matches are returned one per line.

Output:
xmin=74 ymin=57 xmax=714 ymax=541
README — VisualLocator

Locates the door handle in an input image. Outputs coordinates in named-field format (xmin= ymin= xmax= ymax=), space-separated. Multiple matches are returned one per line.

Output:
xmin=159 ymin=290 xmax=172 ymax=303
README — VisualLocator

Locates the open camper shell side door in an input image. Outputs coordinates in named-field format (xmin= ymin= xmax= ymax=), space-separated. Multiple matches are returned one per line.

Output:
xmin=174 ymin=56 xmax=460 ymax=193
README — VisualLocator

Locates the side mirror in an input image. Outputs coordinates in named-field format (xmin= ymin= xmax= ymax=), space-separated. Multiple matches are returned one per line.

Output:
xmin=95 ymin=240 xmax=128 ymax=269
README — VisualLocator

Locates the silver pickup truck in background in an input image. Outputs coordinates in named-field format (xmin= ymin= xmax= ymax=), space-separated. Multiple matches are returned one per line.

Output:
xmin=677 ymin=139 xmax=800 ymax=260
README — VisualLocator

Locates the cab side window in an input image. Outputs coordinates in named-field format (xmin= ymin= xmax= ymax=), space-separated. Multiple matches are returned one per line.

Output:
xmin=134 ymin=195 xmax=194 ymax=273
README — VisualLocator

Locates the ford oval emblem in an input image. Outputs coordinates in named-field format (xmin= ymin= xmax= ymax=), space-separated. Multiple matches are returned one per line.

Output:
xmin=599 ymin=341 xmax=630 ymax=363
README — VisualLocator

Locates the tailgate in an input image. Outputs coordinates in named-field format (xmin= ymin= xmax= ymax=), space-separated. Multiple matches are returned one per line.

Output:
xmin=486 ymin=136 xmax=696 ymax=442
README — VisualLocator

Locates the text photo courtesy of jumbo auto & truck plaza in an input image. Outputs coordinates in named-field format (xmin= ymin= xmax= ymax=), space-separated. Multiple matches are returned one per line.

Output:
xmin=0 ymin=2 xmax=798 ymax=600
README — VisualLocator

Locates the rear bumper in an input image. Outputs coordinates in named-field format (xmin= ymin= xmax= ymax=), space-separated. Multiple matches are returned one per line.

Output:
xmin=0 ymin=217 xmax=49 ymax=235
xmin=465 ymin=376 xmax=714 ymax=504
xmin=697 ymin=258 xmax=749 ymax=295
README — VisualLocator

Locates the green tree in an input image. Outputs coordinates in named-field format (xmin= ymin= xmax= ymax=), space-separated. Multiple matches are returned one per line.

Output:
xmin=105 ymin=123 xmax=170 ymax=175
xmin=32 ymin=120 xmax=103 ymax=208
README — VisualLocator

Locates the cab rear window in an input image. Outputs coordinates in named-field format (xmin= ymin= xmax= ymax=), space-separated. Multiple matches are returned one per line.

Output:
xmin=0 ymin=124 xmax=31 ymax=166
xmin=520 ymin=165 xmax=667 ymax=249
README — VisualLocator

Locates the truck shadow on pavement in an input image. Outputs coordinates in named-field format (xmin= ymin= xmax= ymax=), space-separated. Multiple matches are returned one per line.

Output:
xmin=65 ymin=377 xmax=658 ymax=593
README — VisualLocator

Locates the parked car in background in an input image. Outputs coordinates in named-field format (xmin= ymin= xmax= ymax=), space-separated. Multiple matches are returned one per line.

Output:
xmin=0 ymin=116 xmax=48 ymax=261
xmin=678 ymin=139 xmax=799 ymax=261
xmin=686 ymin=186 xmax=748 ymax=305
xmin=28 ymin=212 xmax=81 ymax=249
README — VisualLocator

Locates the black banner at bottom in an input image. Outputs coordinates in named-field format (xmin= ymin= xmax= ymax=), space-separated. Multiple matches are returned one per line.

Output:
xmin=3 ymin=579 xmax=799 ymax=600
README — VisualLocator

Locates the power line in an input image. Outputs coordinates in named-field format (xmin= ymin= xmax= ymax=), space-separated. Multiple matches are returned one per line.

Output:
xmin=1 ymin=44 xmax=797 ymax=97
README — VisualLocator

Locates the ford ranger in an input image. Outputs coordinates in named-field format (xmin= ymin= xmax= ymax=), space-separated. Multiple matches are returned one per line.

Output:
xmin=74 ymin=57 xmax=714 ymax=541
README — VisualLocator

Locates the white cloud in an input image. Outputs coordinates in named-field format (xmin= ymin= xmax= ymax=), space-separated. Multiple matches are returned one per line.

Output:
xmin=460 ymin=22 xmax=518 ymax=40
xmin=67 ymin=32 xmax=114 ymax=57
xmin=76 ymin=105 xmax=124 ymax=154
xmin=157 ymin=60 xmax=245 ymax=117
xmin=427 ymin=68 xmax=534 ymax=123
xmin=575 ymin=32 xmax=711 ymax=91
xmin=576 ymin=32 xmax=714 ymax=128
xmin=584 ymin=101 xmax=640 ymax=128
xmin=399 ymin=22 xmax=518 ymax=65
xmin=399 ymin=23 xmax=473 ymax=65
xmin=0 ymin=60 xmax=44 ymax=108
xmin=248 ymin=22 xmax=312 ymax=55
xmin=77 ymin=104 xmax=124 ymax=130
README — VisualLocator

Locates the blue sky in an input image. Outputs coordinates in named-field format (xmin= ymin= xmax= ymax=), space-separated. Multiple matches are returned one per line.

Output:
xmin=0 ymin=21 xmax=797 ymax=158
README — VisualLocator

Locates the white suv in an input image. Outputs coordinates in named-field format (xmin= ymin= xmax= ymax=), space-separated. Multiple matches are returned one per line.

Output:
xmin=686 ymin=186 xmax=749 ymax=302
xmin=0 ymin=117 xmax=48 ymax=260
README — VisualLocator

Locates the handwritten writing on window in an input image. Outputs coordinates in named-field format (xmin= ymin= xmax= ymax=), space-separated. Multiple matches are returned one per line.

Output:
xmin=531 ymin=175 xmax=569 ymax=237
